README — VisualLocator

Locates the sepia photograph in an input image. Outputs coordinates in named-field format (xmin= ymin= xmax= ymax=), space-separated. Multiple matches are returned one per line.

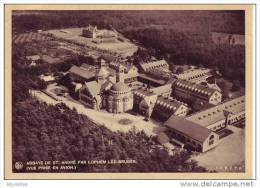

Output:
xmin=4 ymin=4 xmax=254 ymax=179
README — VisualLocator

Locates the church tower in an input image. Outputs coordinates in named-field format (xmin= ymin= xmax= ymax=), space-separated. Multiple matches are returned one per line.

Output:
xmin=96 ymin=59 xmax=109 ymax=85
xmin=116 ymin=64 xmax=125 ymax=83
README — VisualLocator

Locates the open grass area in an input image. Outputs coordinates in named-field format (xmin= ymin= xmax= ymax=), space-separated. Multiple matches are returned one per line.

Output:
xmin=44 ymin=28 xmax=137 ymax=57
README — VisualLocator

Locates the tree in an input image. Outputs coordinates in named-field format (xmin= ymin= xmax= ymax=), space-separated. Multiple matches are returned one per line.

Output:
xmin=217 ymin=80 xmax=232 ymax=99
xmin=231 ymin=80 xmax=241 ymax=92
xmin=176 ymin=67 xmax=184 ymax=74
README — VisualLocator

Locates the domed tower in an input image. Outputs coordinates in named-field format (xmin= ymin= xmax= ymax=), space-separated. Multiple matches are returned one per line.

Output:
xmin=107 ymin=82 xmax=133 ymax=113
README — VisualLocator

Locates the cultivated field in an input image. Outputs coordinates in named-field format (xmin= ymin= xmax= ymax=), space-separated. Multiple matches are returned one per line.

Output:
xmin=13 ymin=32 xmax=50 ymax=44
xmin=43 ymin=28 xmax=138 ymax=57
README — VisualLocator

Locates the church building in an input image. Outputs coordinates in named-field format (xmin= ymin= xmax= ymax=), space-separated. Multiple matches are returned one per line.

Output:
xmin=78 ymin=61 xmax=133 ymax=113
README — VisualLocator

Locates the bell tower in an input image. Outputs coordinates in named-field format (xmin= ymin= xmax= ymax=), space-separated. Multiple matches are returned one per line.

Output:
xmin=96 ymin=59 xmax=109 ymax=84
xmin=116 ymin=64 xmax=125 ymax=83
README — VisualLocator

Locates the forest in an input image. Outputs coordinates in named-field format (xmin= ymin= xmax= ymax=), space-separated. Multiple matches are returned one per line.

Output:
xmin=13 ymin=99 xmax=207 ymax=172
xmin=125 ymin=28 xmax=245 ymax=86
xmin=12 ymin=10 xmax=244 ymax=34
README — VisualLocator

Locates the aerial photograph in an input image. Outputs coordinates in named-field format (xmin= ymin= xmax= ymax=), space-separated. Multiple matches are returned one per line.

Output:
xmin=11 ymin=10 xmax=245 ymax=173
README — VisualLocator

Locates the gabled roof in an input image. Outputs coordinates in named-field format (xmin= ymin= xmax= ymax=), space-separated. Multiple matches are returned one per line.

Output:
xmin=133 ymin=88 xmax=154 ymax=98
xmin=26 ymin=55 xmax=40 ymax=61
xmin=41 ymin=55 xmax=61 ymax=64
xmin=141 ymin=94 xmax=158 ymax=108
xmin=165 ymin=116 xmax=213 ymax=143
xmin=84 ymin=81 xmax=102 ymax=96
xmin=207 ymin=83 xmax=221 ymax=92
xmin=174 ymin=79 xmax=219 ymax=98
xmin=140 ymin=59 xmax=169 ymax=71
xmin=80 ymin=63 xmax=96 ymax=71
xmin=155 ymin=96 xmax=187 ymax=112
xmin=138 ymin=74 xmax=166 ymax=85
xmin=69 ymin=65 xmax=95 ymax=80
xmin=157 ymin=132 xmax=170 ymax=144
xmin=97 ymin=67 xmax=109 ymax=77
xmin=176 ymin=68 xmax=211 ymax=80
xmin=186 ymin=96 xmax=245 ymax=127
xmin=150 ymin=84 xmax=172 ymax=95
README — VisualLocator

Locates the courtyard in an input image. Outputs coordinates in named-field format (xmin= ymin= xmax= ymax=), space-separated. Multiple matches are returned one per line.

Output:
xmin=31 ymin=83 xmax=163 ymax=137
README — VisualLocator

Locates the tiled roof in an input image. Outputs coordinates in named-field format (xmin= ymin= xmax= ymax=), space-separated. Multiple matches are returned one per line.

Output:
xmin=84 ymin=81 xmax=102 ymax=96
xmin=80 ymin=63 xmax=96 ymax=71
xmin=97 ymin=67 xmax=110 ymax=77
xmin=150 ymin=84 xmax=172 ymax=95
xmin=186 ymin=96 xmax=245 ymax=127
xmin=165 ymin=116 xmax=212 ymax=143
xmin=26 ymin=55 xmax=40 ymax=61
xmin=138 ymin=74 xmax=166 ymax=85
xmin=156 ymin=96 xmax=187 ymax=112
xmin=69 ymin=65 xmax=95 ymax=80
xmin=133 ymin=88 xmax=154 ymax=98
xmin=174 ymin=79 xmax=218 ymax=97
xmin=41 ymin=55 xmax=61 ymax=64
xmin=176 ymin=68 xmax=210 ymax=80
xmin=140 ymin=60 xmax=168 ymax=71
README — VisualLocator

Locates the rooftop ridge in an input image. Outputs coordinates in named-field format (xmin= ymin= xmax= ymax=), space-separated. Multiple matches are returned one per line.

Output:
xmin=186 ymin=95 xmax=245 ymax=119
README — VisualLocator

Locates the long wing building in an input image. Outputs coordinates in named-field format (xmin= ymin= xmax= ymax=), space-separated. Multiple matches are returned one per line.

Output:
xmin=164 ymin=95 xmax=245 ymax=152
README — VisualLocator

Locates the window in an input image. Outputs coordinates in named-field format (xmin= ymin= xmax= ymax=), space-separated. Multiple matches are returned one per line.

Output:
xmin=209 ymin=135 xmax=214 ymax=145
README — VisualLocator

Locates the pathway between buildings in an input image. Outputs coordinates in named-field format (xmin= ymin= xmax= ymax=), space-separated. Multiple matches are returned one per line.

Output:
xmin=30 ymin=89 xmax=161 ymax=136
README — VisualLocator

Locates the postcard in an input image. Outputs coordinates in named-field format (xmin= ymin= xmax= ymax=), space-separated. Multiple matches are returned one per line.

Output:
xmin=4 ymin=4 xmax=254 ymax=179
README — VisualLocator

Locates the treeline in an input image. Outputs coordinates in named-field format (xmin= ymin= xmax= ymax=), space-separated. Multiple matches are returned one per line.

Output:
xmin=13 ymin=10 xmax=244 ymax=34
xmin=124 ymin=28 xmax=245 ymax=86
xmin=13 ymin=99 xmax=206 ymax=172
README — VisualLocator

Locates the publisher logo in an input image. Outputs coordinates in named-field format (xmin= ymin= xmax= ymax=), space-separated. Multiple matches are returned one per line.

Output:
xmin=14 ymin=162 xmax=24 ymax=170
